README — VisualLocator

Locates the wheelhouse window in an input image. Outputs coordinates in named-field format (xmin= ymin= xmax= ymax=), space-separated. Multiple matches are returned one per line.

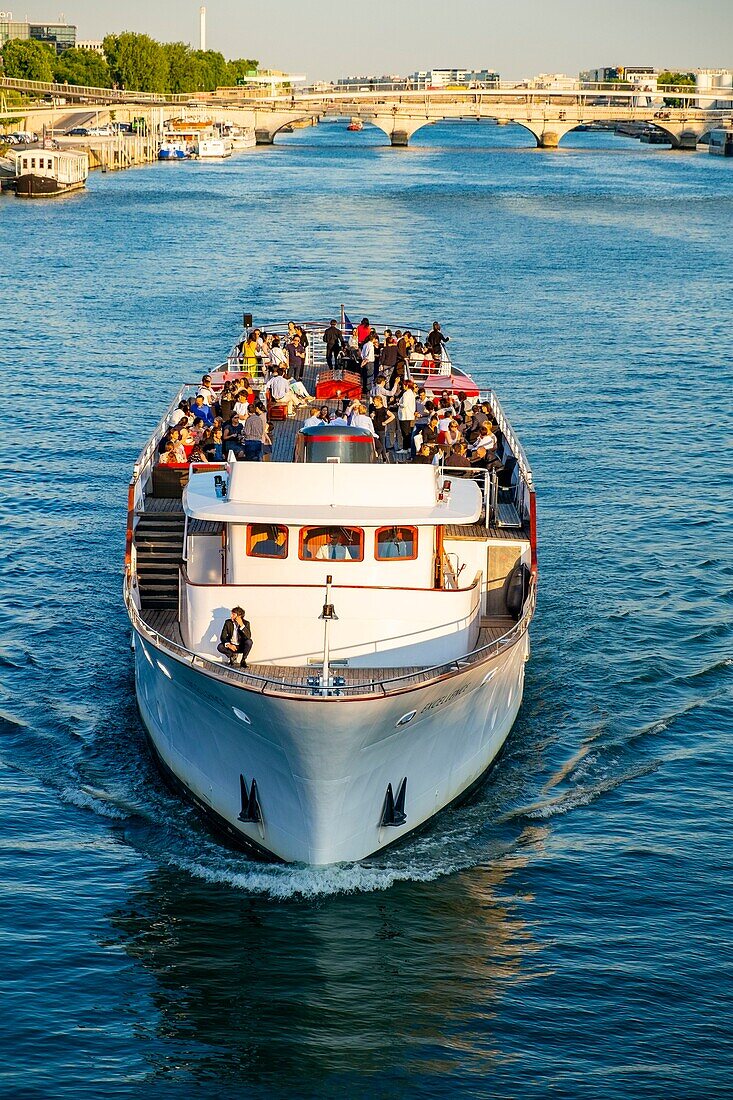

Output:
xmin=375 ymin=526 xmax=418 ymax=560
xmin=247 ymin=524 xmax=288 ymax=558
xmin=299 ymin=526 xmax=364 ymax=561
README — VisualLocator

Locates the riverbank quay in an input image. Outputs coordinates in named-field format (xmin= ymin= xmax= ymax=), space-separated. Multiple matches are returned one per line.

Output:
xmin=53 ymin=133 xmax=158 ymax=171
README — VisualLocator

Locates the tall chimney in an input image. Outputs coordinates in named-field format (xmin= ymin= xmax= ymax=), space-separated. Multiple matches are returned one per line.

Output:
xmin=199 ymin=4 xmax=206 ymax=51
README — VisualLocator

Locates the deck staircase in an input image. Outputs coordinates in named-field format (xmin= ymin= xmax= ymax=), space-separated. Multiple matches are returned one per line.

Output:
xmin=134 ymin=510 xmax=185 ymax=609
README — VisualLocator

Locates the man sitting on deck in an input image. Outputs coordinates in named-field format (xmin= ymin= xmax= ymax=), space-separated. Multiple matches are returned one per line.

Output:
xmin=217 ymin=607 xmax=253 ymax=668
xmin=265 ymin=368 xmax=299 ymax=417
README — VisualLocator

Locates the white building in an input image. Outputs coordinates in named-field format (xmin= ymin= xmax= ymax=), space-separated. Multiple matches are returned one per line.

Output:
xmin=695 ymin=69 xmax=733 ymax=110
xmin=410 ymin=68 xmax=499 ymax=89
xmin=76 ymin=39 xmax=104 ymax=54
xmin=522 ymin=73 xmax=580 ymax=90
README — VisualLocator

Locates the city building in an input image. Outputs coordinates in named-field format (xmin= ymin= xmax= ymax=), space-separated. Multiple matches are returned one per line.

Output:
xmin=0 ymin=12 xmax=76 ymax=53
xmin=521 ymin=73 xmax=580 ymax=90
xmin=336 ymin=74 xmax=409 ymax=90
xmin=76 ymin=39 xmax=104 ymax=55
xmin=410 ymin=68 xmax=500 ymax=89
xmin=580 ymin=66 xmax=657 ymax=88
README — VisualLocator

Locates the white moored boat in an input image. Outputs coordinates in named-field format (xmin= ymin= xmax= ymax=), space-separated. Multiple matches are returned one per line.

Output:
xmin=124 ymin=316 xmax=538 ymax=864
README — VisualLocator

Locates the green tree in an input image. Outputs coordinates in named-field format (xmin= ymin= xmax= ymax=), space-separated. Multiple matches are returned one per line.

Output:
xmin=53 ymin=47 xmax=112 ymax=88
xmin=227 ymin=58 xmax=260 ymax=85
xmin=658 ymin=71 xmax=696 ymax=107
xmin=658 ymin=71 xmax=695 ymax=87
xmin=191 ymin=49 xmax=230 ymax=91
xmin=102 ymin=32 xmax=169 ymax=93
xmin=1 ymin=38 xmax=55 ymax=82
xmin=162 ymin=41 xmax=200 ymax=94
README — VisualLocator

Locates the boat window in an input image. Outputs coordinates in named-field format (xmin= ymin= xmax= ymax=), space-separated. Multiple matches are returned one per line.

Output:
xmin=247 ymin=523 xmax=288 ymax=559
xmin=375 ymin=526 xmax=418 ymax=561
xmin=299 ymin=526 xmax=364 ymax=562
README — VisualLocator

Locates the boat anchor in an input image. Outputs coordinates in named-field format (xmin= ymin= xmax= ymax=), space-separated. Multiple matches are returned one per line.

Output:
xmin=238 ymin=775 xmax=262 ymax=825
xmin=380 ymin=777 xmax=407 ymax=827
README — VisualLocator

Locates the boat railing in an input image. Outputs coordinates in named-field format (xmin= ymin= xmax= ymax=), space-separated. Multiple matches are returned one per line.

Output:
xmin=131 ymin=385 xmax=190 ymax=488
xmin=124 ymin=573 xmax=535 ymax=700
xmin=440 ymin=464 xmax=498 ymax=526
xmin=481 ymin=388 xmax=533 ymax=490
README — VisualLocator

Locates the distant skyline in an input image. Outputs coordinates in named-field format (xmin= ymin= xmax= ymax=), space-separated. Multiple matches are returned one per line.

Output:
xmin=36 ymin=0 xmax=733 ymax=80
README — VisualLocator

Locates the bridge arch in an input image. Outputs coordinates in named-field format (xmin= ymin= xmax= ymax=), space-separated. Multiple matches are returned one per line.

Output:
xmin=366 ymin=114 xmax=436 ymax=147
xmin=509 ymin=119 xmax=580 ymax=148
xmin=253 ymin=113 xmax=318 ymax=145
xmin=648 ymin=118 xmax=714 ymax=150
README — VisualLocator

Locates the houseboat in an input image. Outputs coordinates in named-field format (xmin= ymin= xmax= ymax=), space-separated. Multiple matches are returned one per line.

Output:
xmin=193 ymin=136 xmax=232 ymax=159
xmin=11 ymin=149 xmax=88 ymax=197
xmin=124 ymin=316 xmax=538 ymax=865
xmin=223 ymin=125 xmax=257 ymax=150
xmin=708 ymin=128 xmax=733 ymax=156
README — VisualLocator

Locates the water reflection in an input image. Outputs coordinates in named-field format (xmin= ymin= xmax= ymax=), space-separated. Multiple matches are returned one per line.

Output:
xmin=110 ymin=837 xmax=543 ymax=1092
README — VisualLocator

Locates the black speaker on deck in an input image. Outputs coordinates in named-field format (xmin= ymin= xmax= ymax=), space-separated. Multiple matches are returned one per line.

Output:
xmin=243 ymin=312 xmax=253 ymax=328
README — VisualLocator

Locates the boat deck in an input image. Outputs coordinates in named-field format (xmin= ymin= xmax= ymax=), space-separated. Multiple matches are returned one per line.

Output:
xmin=140 ymin=608 xmax=515 ymax=691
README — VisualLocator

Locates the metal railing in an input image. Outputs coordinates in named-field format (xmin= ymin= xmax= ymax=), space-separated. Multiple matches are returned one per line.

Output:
xmin=124 ymin=572 xmax=535 ymax=700
xmin=5 ymin=75 xmax=725 ymax=104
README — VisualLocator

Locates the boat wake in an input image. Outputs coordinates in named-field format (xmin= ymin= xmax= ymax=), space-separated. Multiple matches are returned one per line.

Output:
xmin=6 ymin=642 xmax=724 ymax=901
xmin=170 ymin=854 xmax=452 ymax=900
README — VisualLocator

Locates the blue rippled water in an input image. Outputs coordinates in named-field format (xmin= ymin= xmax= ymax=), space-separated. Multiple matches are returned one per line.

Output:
xmin=1 ymin=122 xmax=732 ymax=1098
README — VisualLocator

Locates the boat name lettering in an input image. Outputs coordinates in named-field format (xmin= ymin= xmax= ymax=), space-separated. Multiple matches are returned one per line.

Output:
xmin=419 ymin=684 xmax=473 ymax=713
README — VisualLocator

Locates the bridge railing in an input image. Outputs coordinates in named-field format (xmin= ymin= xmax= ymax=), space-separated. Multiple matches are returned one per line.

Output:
xmin=4 ymin=74 xmax=731 ymax=109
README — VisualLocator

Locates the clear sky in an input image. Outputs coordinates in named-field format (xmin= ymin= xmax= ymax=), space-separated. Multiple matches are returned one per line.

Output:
xmin=61 ymin=0 xmax=732 ymax=81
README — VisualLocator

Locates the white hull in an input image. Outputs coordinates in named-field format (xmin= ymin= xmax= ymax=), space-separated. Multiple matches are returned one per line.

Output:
xmin=133 ymin=625 xmax=529 ymax=864
xmin=229 ymin=132 xmax=257 ymax=150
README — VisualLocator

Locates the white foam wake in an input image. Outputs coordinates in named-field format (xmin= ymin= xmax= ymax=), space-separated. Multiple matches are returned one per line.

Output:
xmin=171 ymin=854 xmax=454 ymax=900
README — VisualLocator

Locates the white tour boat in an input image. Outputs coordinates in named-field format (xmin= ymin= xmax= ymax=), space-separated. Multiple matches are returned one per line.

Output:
xmin=124 ymin=316 xmax=537 ymax=864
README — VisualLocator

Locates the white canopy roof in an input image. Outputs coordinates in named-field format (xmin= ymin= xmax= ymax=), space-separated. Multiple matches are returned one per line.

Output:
xmin=184 ymin=463 xmax=482 ymax=525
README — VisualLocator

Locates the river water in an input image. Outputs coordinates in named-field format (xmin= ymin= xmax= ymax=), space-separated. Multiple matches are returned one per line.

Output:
xmin=1 ymin=122 xmax=731 ymax=1098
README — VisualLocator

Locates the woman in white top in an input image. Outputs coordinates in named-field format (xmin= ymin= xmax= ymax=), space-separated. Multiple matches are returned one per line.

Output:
xmin=268 ymin=337 xmax=289 ymax=373
xmin=470 ymin=430 xmax=497 ymax=454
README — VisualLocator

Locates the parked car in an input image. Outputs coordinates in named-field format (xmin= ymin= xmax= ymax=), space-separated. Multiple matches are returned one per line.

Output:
xmin=66 ymin=127 xmax=91 ymax=136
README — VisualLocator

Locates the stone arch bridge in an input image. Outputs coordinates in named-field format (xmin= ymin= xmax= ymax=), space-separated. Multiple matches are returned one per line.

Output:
xmin=3 ymin=78 xmax=730 ymax=151
xmin=250 ymin=91 xmax=730 ymax=149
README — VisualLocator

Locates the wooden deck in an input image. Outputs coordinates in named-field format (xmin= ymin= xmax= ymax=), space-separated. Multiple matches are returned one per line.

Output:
xmin=142 ymin=609 xmax=185 ymax=646
xmin=139 ymin=608 xmax=515 ymax=692
xmin=139 ymin=496 xmax=184 ymax=514
xmin=445 ymin=523 xmax=530 ymax=541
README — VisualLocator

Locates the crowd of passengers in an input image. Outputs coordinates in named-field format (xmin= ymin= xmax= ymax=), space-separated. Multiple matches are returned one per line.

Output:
xmin=155 ymin=318 xmax=506 ymax=475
